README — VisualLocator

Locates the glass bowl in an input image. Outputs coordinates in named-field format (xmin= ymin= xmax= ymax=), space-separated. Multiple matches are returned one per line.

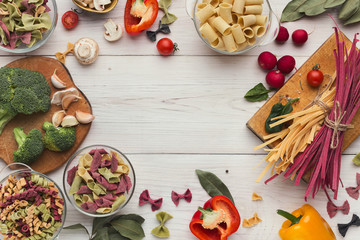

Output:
xmin=186 ymin=0 xmax=280 ymax=55
xmin=63 ymin=145 xmax=136 ymax=218
xmin=0 ymin=0 xmax=58 ymax=53
xmin=72 ymin=0 xmax=118 ymax=13
xmin=0 ymin=163 xmax=66 ymax=240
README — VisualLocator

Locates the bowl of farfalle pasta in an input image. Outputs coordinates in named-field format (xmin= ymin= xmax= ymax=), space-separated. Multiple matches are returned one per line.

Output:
xmin=186 ymin=0 xmax=280 ymax=54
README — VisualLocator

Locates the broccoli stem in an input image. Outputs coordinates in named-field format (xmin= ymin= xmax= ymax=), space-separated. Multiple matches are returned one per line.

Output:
xmin=13 ymin=127 xmax=26 ymax=147
xmin=0 ymin=110 xmax=16 ymax=134
xmin=42 ymin=121 xmax=52 ymax=130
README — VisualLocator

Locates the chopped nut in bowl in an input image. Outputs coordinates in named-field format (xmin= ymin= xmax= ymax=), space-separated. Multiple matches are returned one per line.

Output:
xmin=63 ymin=145 xmax=136 ymax=218
xmin=73 ymin=0 xmax=118 ymax=13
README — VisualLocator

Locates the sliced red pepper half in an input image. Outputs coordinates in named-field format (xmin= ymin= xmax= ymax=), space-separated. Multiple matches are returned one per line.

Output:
xmin=124 ymin=0 xmax=158 ymax=35
xmin=189 ymin=195 xmax=241 ymax=240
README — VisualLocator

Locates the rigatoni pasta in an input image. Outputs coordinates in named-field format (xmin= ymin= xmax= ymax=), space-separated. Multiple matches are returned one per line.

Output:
xmin=196 ymin=0 xmax=267 ymax=52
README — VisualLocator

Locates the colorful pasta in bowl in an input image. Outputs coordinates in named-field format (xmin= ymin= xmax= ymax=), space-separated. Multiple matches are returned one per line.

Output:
xmin=0 ymin=0 xmax=58 ymax=53
xmin=63 ymin=145 xmax=135 ymax=218
xmin=0 ymin=163 xmax=66 ymax=240
xmin=186 ymin=0 xmax=280 ymax=54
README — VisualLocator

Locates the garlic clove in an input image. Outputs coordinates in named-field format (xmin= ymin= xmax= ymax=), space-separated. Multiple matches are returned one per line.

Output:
xmin=62 ymin=94 xmax=81 ymax=110
xmin=52 ymin=110 xmax=66 ymax=127
xmin=61 ymin=115 xmax=79 ymax=127
xmin=51 ymin=88 xmax=80 ymax=105
xmin=51 ymin=69 xmax=67 ymax=89
xmin=75 ymin=111 xmax=95 ymax=124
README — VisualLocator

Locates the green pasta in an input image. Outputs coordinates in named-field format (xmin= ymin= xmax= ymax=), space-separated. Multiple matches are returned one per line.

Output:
xmin=152 ymin=211 xmax=173 ymax=238
xmin=82 ymin=193 xmax=94 ymax=203
xmin=10 ymin=208 xmax=26 ymax=221
xmin=98 ymin=167 xmax=120 ymax=183
xmin=0 ymin=224 xmax=7 ymax=234
xmin=87 ymin=181 xmax=106 ymax=195
xmin=30 ymin=174 xmax=49 ymax=187
xmin=74 ymin=194 xmax=83 ymax=206
xmin=111 ymin=195 xmax=126 ymax=212
xmin=69 ymin=175 xmax=83 ymax=195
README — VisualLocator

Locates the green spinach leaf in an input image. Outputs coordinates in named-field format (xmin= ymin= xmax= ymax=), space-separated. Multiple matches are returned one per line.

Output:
xmin=244 ymin=83 xmax=272 ymax=102
xmin=265 ymin=98 xmax=299 ymax=133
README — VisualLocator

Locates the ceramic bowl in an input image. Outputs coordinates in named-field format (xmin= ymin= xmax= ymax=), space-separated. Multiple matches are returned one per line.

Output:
xmin=72 ymin=0 xmax=118 ymax=13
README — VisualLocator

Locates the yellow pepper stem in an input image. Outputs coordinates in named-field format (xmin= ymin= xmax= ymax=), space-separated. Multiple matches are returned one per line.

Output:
xmin=277 ymin=209 xmax=303 ymax=227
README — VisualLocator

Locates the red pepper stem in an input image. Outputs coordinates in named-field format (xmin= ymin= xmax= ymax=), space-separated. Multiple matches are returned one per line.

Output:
xmin=198 ymin=207 xmax=211 ymax=215
xmin=277 ymin=209 xmax=303 ymax=226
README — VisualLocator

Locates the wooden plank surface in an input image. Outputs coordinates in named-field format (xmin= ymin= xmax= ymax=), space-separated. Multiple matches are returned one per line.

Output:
xmin=0 ymin=57 xmax=92 ymax=173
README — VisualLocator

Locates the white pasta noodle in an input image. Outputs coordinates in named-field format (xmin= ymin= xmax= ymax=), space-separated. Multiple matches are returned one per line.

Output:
xmin=196 ymin=4 xmax=216 ymax=23
xmin=207 ymin=15 xmax=217 ymax=26
xmin=232 ymin=24 xmax=246 ymax=44
xmin=212 ymin=16 xmax=231 ymax=35
xmin=210 ymin=0 xmax=220 ymax=7
xmin=237 ymin=41 xmax=248 ymax=50
xmin=200 ymin=22 xmax=218 ymax=43
xmin=243 ymin=27 xmax=254 ymax=38
xmin=247 ymin=35 xmax=257 ymax=45
xmin=78 ymin=166 xmax=94 ymax=183
xmin=252 ymin=25 xmax=265 ymax=37
xmin=219 ymin=3 xmax=233 ymax=24
xmin=255 ymin=15 xmax=267 ymax=26
xmin=211 ymin=35 xmax=225 ymax=50
xmin=222 ymin=0 xmax=233 ymax=4
xmin=232 ymin=0 xmax=245 ymax=14
xmin=245 ymin=0 xmax=263 ymax=5
xmin=244 ymin=5 xmax=262 ymax=14
xmin=238 ymin=14 xmax=256 ymax=28
xmin=222 ymin=33 xmax=237 ymax=52
xmin=197 ymin=3 xmax=208 ymax=10
xmin=232 ymin=13 xmax=241 ymax=24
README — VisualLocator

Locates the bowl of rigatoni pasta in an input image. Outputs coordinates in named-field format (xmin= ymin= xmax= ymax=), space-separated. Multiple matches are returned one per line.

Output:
xmin=63 ymin=145 xmax=135 ymax=218
xmin=186 ymin=0 xmax=280 ymax=54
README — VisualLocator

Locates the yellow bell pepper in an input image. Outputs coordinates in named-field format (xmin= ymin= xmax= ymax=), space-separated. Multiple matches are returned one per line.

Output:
xmin=277 ymin=204 xmax=336 ymax=240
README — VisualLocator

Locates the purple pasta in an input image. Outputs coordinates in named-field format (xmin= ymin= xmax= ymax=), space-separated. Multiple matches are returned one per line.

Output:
xmin=97 ymin=175 xmax=118 ymax=191
xmin=76 ymin=185 xmax=92 ymax=194
xmin=89 ymin=148 xmax=108 ymax=155
xmin=110 ymin=152 xmax=118 ymax=173
xmin=95 ymin=197 xmax=113 ymax=208
xmin=81 ymin=202 xmax=98 ymax=212
xmin=103 ymin=193 xmax=117 ymax=201
xmin=67 ymin=165 xmax=78 ymax=185
xmin=101 ymin=159 xmax=112 ymax=168
xmin=123 ymin=174 xmax=132 ymax=194
xmin=90 ymin=150 xmax=102 ymax=172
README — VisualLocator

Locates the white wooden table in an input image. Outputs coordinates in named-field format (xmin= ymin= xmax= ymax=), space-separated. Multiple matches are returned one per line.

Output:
xmin=1 ymin=0 xmax=360 ymax=239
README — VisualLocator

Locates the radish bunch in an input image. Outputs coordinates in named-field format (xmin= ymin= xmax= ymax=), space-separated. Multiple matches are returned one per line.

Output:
xmin=258 ymin=52 xmax=296 ymax=89
xmin=275 ymin=26 xmax=309 ymax=45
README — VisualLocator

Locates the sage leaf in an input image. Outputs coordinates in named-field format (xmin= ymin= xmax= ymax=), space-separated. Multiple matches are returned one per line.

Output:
xmin=92 ymin=216 xmax=112 ymax=236
xmin=111 ymin=219 xmax=145 ymax=240
xmin=244 ymin=83 xmax=271 ymax=102
xmin=280 ymin=0 xmax=308 ymax=22
xmin=195 ymin=169 xmax=234 ymax=203
xmin=345 ymin=1 xmax=360 ymax=24
xmin=339 ymin=0 xmax=360 ymax=20
xmin=325 ymin=0 xmax=346 ymax=8
xmin=112 ymin=214 xmax=145 ymax=224
xmin=92 ymin=227 xmax=109 ymax=240
xmin=108 ymin=226 xmax=130 ymax=239
xmin=352 ymin=152 xmax=360 ymax=166
xmin=298 ymin=0 xmax=327 ymax=16
xmin=63 ymin=224 xmax=90 ymax=238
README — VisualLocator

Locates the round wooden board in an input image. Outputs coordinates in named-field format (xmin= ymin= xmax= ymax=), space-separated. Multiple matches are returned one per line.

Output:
xmin=0 ymin=56 xmax=92 ymax=173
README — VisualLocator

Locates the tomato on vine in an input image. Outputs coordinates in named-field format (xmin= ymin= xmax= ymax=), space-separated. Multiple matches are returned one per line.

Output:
xmin=156 ymin=38 xmax=178 ymax=56
xmin=307 ymin=64 xmax=324 ymax=87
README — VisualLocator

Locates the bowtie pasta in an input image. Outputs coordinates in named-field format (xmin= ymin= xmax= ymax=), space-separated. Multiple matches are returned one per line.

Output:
xmin=196 ymin=0 xmax=266 ymax=52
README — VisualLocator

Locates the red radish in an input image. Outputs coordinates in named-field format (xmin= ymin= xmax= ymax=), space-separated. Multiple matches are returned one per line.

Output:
xmin=258 ymin=51 xmax=277 ymax=70
xmin=292 ymin=29 xmax=308 ymax=44
xmin=266 ymin=70 xmax=285 ymax=89
xmin=275 ymin=26 xmax=289 ymax=43
xmin=277 ymin=55 xmax=296 ymax=74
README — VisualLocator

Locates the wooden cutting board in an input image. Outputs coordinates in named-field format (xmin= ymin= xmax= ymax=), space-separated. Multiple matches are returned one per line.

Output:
xmin=247 ymin=32 xmax=360 ymax=151
xmin=0 ymin=57 xmax=92 ymax=173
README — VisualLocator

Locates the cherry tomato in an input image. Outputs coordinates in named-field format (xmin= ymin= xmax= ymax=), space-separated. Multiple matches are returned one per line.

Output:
xmin=156 ymin=38 xmax=178 ymax=56
xmin=307 ymin=64 xmax=324 ymax=87
xmin=62 ymin=11 xmax=79 ymax=29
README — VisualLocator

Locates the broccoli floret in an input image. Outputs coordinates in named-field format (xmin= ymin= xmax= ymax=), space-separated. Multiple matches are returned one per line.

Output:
xmin=42 ymin=122 xmax=76 ymax=152
xmin=0 ymin=67 xmax=51 ymax=134
xmin=13 ymin=127 xmax=44 ymax=164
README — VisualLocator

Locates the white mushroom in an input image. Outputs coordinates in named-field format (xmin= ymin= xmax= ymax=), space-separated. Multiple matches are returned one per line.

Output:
xmin=93 ymin=0 xmax=111 ymax=11
xmin=75 ymin=111 xmax=95 ymax=124
xmin=61 ymin=115 xmax=79 ymax=127
xmin=51 ymin=87 xmax=80 ymax=105
xmin=51 ymin=69 xmax=67 ymax=89
xmin=52 ymin=110 xmax=66 ymax=127
xmin=104 ymin=19 xmax=123 ymax=42
xmin=73 ymin=38 xmax=99 ymax=65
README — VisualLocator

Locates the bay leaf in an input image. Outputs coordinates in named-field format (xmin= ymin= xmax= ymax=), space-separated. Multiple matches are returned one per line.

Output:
xmin=298 ymin=0 xmax=327 ymax=16
xmin=339 ymin=0 xmax=360 ymax=20
xmin=345 ymin=1 xmax=360 ymax=24
xmin=63 ymin=224 xmax=90 ymax=238
xmin=92 ymin=227 xmax=109 ymax=240
xmin=280 ymin=0 xmax=308 ymax=22
xmin=112 ymin=214 xmax=145 ymax=224
xmin=111 ymin=219 xmax=145 ymax=240
xmin=195 ymin=169 xmax=234 ymax=203
xmin=324 ymin=0 xmax=346 ymax=8
xmin=92 ymin=216 xmax=112 ymax=236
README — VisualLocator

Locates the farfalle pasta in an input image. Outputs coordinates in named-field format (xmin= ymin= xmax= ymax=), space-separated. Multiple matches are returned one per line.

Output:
xmin=196 ymin=0 xmax=266 ymax=52
xmin=0 ymin=173 xmax=64 ymax=240
xmin=67 ymin=148 xmax=132 ymax=214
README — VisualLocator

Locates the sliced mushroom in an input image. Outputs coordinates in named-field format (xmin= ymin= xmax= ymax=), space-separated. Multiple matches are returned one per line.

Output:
xmin=51 ymin=87 xmax=80 ymax=105
xmin=73 ymin=38 xmax=99 ymax=65
xmin=104 ymin=19 xmax=123 ymax=42
xmin=62 ymin=94 xmax=81 ymax=110
xmin=75 ymin=111 xmax=95 ymax=124
xmin=74 ymin=0 xmax=87 ymax=7
xmin=61 ymin=115 xmax=79 ymax=127
xmin=93 ymin=0 xmax=111 ymax=11
xmin=52 ymin=110 xmax=66 ymax=127
xmin=51 ymin=69 xmax=67 ymax=89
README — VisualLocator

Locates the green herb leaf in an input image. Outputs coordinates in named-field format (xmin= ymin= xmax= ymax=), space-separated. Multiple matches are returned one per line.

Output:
xmin=282 ymin=98 xmax=299 ymax=115
xmin=111 ymin=219 xmax=145 ymax=240
xmin=92 ymin=216 xmax=112 ymax=236
xmin=280 ymin=0 xmax=308 ymax=22
xmin=352 ymin=153 xmax=360 ymax=166
xmin=325 ymin=0 xmax=346 ymax=8
xmin=339 ymin=0 xmax=360 ymax=20
xmin=244 ymin=83 xmax=272 ymax=102
xmin=298 ymin=0 xmax=327 ymax=16
xmin=63 ymin=224 xmax=90 ymax=238
xmin=112 ymin=214 xmax=145 ymax=225
xmin=195 ymin=169 xmax=234 ymax=203
xmin=265 ymin=102 xmax=285 ymax=133
xmin=92 ymin=227 xmax=110 ymax=240
xmin=345 ymin=1 xmax=360 ymax=24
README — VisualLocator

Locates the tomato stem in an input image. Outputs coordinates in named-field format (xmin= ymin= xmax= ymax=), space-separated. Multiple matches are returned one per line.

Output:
xmin=312 ymin=64 xmax=320 ymax=70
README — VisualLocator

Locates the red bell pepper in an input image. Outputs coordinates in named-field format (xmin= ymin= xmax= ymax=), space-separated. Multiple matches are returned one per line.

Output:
xmin=189 ymin=195 xmax=241 ymax=240
xmin=124 ymin=0 xmax=158 ymax=35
